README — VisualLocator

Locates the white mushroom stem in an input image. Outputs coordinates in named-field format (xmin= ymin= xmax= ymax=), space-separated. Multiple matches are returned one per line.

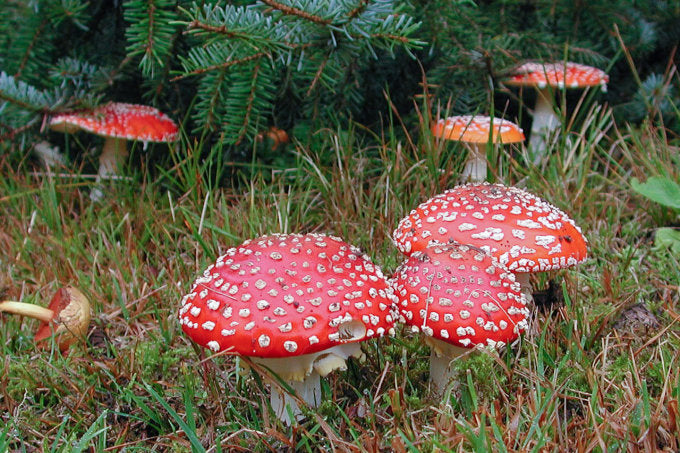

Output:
xmin=425 ymin=337 xmax=468 ymax=396
xmin=0 ymin=301 xmax=54 ymax=322
xmin=269 ymin=370 xmax=322 ymax=425
xmin=514 ymin=272 xmax=534 ymax=306
xmin=98 ymin=138 xmax=129 ymax=179
xmin=528 ymin=87 xmax=560 ymax=162
xmin=250 ymin=342 xmax=365 ymax=425
xmin=90 ymin=137 xmax=128 ymax=201
xmin=462 ymin=143 xmax=487 ymax=183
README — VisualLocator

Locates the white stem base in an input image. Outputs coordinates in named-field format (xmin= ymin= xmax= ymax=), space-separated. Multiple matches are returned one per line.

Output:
xmin=98 ymin=138 xmax=128 ymax=178
xmin=515 ymin=272 xmax=534 ymax=306
xmin=461 ymin=144 xmax=486 ymax=183
xmin=426 ymin=337 xmax=467 ymax=397
xmin=91 ymin=138 xmax=128 ymax=201
xmin=250 ymin=342 xmax=364 ymax=425
xmin=528 ymin=88 xmax=560 ymax=163
xmin=270 ymin=370 xmax=321 ymax=425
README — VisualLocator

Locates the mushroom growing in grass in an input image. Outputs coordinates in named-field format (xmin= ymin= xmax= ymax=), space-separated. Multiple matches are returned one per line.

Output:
xmin=504 ymin=62 xmax=608 ymax=160
xmin=178 ymin=233 xmax=398 ymax=425
xmin=392 ymin=182 xmax=588 ymax=300
xmin=393 ymin=243 xmax=528 ymax=395
xmin=49 ymin=102 xmax=179 ymax=200
xmin=432 ymin=115 xmax=525 ymax=182
xmin=0 ymin=286 xmax=91 ymax=352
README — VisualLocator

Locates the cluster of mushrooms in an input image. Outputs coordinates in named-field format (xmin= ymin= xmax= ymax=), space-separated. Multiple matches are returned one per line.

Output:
xmin=178 ymin=182 xmax=588 ymax=424
xmin=3 ymin=61 xmax=601 ymax=426
xmin=436 ymin=61 xmax=609 ymax=181
xmin=177 ymin=60 xmax=604 ymax=424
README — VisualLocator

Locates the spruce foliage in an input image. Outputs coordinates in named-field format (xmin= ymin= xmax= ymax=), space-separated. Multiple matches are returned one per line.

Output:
xmin=173 ymin=0 xmax=422 ymax=143
xmin=0 ymin=0 xmax=678 ymax=154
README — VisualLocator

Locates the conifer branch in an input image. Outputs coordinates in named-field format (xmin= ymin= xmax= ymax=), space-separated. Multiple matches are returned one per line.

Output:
xmin=185 ymin=21 xmax=246 ymax=38
xmin=15 ymin=19 xmax=49 ymax=80
xmin=306 ymin=55 xmax=329 ymax=96
xmin=347 ymin=0 xmax=371 ymax=18
xmin=258 ymin=0 xmax=331 ymax=25
xmin=370 ymin=33 xmax=411 ymax=43
xmin=172 ymin=52 xmax=269 ymax=81
xmin=235 ymin=59 xmax=262 ymax=145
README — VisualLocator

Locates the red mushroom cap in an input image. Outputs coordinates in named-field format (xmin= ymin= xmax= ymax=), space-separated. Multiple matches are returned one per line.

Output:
xmin=504 ymin=62 xmax=609 ymax=91
xmin=392 ymin=182 xmax=588 ymax=273
xmin=432 ymin=115 xmax=525 ymax=144
xmin=393 ymin=244 xmax=529 ymax=349
xmin=179 ymin=233 xmax=398 ymax=358
xmin=50 ymin=102 xmax=179 ymax=143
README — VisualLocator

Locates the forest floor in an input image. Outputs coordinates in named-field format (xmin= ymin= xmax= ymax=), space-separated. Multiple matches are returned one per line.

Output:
xmin=1 ymin=107 xmax=679 ymax=451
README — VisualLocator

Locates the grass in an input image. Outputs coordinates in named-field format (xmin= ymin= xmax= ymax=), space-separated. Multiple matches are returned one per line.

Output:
xmin=1 ymin=84 xmax=679 ymax=452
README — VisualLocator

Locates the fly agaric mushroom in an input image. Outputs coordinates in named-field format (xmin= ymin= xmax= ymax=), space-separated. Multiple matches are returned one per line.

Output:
xmin=0 ymin=286 xmax=91 ymax=352
xmin=392 ymin=182 xmax=588 ymax=297
xmin=178 ymin=233 xmax=398 ymax=424
xmin=393 ymin=243 xmax=528 ymax=395
xmin=504 ymin=62 xmax=608 ymax=159
xmin=49 ymin=102 xmax=179 ymax=200
xmin=432 ymin=115 xmax=525 ymax=182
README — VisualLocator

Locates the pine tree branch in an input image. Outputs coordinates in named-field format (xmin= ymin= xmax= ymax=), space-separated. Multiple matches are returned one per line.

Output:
xmin=371 ymin=33 xmax=412 ymax=43
xmin=15 ymin=19 xmax=49 ymax=80
xmin=306 ymin=55 xmax=329 ymax=96
xmin=172 ymin=52 xmax=268 ymax=81
xmin=0 ymin=119 xmax=39 ymax=142
xmin=347 ymin=0 xmax=370 ymax=19
xmin=259 ymin=0 xmax=331 ymax=25
xmin=205 ymin=68 xmax=227 ymax=131
xmin=186 ymin=21 xmax=246 ymax=38
xmin=0 ymin=93 xmax=44 ymax=113
xmin=235 ymin=59 xmax=262 ymax=145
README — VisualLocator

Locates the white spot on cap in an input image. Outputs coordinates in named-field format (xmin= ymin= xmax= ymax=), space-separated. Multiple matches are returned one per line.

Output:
xmin=207 ymin=341 xmax=220 ymax=351
xmin=258 ymin=335 xmax=271 ymax=347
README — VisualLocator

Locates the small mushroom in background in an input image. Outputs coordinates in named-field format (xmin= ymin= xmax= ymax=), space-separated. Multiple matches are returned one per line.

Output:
xmin=255 ymin=127 xmax=289 ymax=151
xmin=392 ymin=182 xmax=588 ymax=301
xmin=503 ymin=62 xmax=608 ymax=161
xmin=392 ymin=243 xmax=529 ymax=395
xmin=178 ymin=233 xmax=398 ymax=425
xmin=0 ymin=286 xmax=91 ymax=352
xmin=49 ymin=102 xmax=179 ymax=200
xmin=432 ymin=115 xmax=525 ymax=183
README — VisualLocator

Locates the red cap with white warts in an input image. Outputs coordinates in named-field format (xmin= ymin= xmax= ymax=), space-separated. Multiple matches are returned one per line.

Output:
xmin=392 ymin=182 xmax=588 ymax=273
xmin=432 ymin=115 xmax=525 ymax=144
xmin=393 ymin=244 xmax=529 ymax=350
xmin=179 ymin=233 xmax=398 ymax=358
xmin=504 ymin=62 xmax=609 ymax=91
xmin=50 ymin=102 xmax=179 ymax=143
